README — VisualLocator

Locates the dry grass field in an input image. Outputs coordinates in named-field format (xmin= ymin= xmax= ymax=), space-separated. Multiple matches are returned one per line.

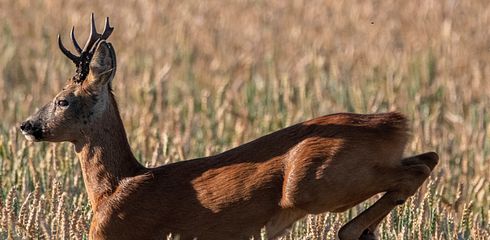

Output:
xmin=0 ymin=0 xmax=489 ymax=239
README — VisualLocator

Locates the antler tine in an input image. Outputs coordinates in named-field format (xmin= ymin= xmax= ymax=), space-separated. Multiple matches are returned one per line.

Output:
xmin=86 ymin=16 xmax=113 ymax=55
xmin=82 ymin=13 xmax=101 ymax=52
xmin=57 ymin=13 xmax=114 ymax=83
xmin=70 ymin=26 xmax=83 ymax=54
xmin=100 ymin=17 xmax=114 ymax=40
xmin=58 ymin=34 xmax=80 ymax=64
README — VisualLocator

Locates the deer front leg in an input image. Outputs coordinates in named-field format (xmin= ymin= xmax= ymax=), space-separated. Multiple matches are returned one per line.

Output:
xmin=338 ymin=152 xmax=439 ymax=240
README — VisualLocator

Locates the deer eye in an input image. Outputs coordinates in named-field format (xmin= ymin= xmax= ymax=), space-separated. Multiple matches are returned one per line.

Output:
xmin=57 ymin=99 xmax=69 ymax=107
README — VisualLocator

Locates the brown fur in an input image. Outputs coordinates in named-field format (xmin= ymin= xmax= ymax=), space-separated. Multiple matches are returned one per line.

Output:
xmin=21 ymin=18 xmax=439 ymax=239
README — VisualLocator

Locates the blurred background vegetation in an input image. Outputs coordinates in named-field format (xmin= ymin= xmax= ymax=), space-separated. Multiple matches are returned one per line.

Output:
xmin=0 ymin=0 xmax=488 ymax=239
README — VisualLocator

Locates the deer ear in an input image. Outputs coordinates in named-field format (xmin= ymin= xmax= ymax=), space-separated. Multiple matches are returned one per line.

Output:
xmin=86 ymin=41 xmax=116 ymax=88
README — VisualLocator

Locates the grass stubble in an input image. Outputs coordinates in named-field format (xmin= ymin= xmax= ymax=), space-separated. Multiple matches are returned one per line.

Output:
xmin=0 ymin=0 xmax=488 ymax=239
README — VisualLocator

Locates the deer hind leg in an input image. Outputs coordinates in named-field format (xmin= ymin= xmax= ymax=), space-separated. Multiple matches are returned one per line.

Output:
xmin=401 ymin=151 xmax=438 ymax=170
xmin=338 ymin=152 xmax=438 ymax=240
xmin=358 ymin=151 xmax=439 ymax=239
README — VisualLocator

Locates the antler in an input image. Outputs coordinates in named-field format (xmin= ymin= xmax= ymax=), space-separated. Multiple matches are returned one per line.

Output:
xmin=82 ymin=13 xmax=114 ymax=53
xmin=58 ymin=13 xmax=114 ymax=83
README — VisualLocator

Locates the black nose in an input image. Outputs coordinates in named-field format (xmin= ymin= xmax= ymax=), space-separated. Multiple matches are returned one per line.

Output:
xmin=20 ymin=120 xmax=41 ymax=134
xmin=20 ymin=121 xmax=33 ymax=132
xmin=20 ymin=120 xmax=43 ymax=140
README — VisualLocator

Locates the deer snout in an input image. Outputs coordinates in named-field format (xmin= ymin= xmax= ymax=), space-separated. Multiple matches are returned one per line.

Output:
xmin=20 ymin=120 xmax=43 ymax=141
xmin=20 ymin=121 xmax=32 ymax=132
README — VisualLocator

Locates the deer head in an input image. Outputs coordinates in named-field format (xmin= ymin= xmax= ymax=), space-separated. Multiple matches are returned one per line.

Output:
xmin=20 ymin=14 xmax=117 ymax=143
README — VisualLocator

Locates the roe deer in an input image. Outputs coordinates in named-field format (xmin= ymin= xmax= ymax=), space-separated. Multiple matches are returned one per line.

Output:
xmin=20 ymin=14 xmax=439 ymax=240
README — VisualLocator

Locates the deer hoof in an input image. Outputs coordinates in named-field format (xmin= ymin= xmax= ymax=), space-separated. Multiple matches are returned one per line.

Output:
xmin=359 ymin=229 xmax=377 ymax=240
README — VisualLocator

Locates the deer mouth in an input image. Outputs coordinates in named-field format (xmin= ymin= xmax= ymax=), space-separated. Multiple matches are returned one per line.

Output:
xmin=22 ymin=133 xmax=39 ymax=142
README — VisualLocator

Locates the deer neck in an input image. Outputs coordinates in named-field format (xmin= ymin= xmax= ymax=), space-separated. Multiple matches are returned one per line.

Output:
xmin=74 ymin=93 xmax=144 ymax=210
